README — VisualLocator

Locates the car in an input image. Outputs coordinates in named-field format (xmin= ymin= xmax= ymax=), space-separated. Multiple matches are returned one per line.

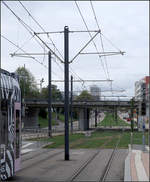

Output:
xmin=127 ymin=118 xmax=131 ymax=121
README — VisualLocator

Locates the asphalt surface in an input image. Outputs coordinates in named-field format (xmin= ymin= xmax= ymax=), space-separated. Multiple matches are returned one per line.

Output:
xmin=9 ymin=148 xmax=128 ymax=182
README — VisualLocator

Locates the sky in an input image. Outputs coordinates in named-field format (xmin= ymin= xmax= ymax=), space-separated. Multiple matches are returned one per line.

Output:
xmin=1 ymin=1 xmax=149 ymax=100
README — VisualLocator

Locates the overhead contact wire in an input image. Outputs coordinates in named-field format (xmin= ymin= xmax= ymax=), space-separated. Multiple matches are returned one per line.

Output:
xmin=75 ymin=1 xmax=109 ymax=79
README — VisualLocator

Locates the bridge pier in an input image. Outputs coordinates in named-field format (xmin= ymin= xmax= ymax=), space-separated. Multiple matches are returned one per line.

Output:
xmin=22 ymin=107 xmax=39 ymax=129
xmin=78 ymin=108 xmax=90 ymax=131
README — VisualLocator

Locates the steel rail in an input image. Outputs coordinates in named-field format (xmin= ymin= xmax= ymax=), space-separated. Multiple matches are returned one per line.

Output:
xmin=67 ymin=150 xmax=100 ymax=182
xmin=99 ymin=133 xmax=123 ymax=181
xmin=67 ymin=128 xmax=117 ymax=182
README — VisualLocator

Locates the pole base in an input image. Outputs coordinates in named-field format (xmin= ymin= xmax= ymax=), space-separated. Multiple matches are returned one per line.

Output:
xmin=65 ymin=154 xmax=69 ymax=161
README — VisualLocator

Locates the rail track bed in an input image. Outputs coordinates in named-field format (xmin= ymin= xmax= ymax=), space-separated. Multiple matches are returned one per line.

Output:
xmin=9 ymin=146 xmax=128 ymax=182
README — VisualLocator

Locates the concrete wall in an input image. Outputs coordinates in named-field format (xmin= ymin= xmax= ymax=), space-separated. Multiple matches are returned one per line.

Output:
xmin=78 ymin=108 xmax=90 ymax=131
xmin=22 ymin=107 xmax=39 ymax=129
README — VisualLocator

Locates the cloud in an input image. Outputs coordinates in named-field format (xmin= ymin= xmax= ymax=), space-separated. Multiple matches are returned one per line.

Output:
xmin=1 ymin=1 xmax=149 ymax=99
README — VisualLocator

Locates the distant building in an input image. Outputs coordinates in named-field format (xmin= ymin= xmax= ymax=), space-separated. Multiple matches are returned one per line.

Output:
xmin=90 ymin=85 xmax=100 ymax=100
xmin=135 ymin=76 xmax=149 ymax=125
xmin=135 ymin=79 xmax=146 ymax=101
xmin=145 ymin=76 xmax=150 ymax=122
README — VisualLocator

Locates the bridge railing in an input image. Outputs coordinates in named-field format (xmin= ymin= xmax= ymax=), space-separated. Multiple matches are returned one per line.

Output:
xmin=21 ymin=127 xmax=80 ymax=139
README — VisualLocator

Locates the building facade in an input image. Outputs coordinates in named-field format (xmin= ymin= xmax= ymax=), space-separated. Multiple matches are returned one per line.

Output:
xmin=90 ymin=85 xmax=101 ymax=100
xmin=135 ymin=76 xmax=149 ymax=128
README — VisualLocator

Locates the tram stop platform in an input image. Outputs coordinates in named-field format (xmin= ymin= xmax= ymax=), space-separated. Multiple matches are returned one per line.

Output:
xmin=124 ymin=144 xmax=149 ymax=181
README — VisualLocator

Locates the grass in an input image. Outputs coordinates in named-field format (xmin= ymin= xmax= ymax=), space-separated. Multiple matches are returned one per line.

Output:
xmin=38 ymin=112 xmax=77 ymax=128
xmin=38 ymin=116 xmax=57 ymax=128
xmin=98 ymin=113 xmax=130 ymax=127
xmin=29 ymin=130 xmax=148 ymax=149
xmin=38 ymin=112 xmax=65 ymax=128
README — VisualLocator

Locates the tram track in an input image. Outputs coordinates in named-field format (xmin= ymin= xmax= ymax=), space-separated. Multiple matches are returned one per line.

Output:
xmin=67 ymin=149 xmax=101 ymax=182
xmin=66 ymin=131 xmax=123 ymax=182
xmin=98 ymin=133 xmax=122 ymax=182
xmin=20 ymin=150 xmax=64 ymax=171
xmin=66 ymin=131 xmax=116 ymax=182
xmin=19 ymin=130 xmax=124 ymax=181
xmin=22 ymin=148 xmax=56 ymax=162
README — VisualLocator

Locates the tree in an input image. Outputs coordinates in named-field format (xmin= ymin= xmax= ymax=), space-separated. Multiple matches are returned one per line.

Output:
xmin=15 ymin=66 xmax=39 ymax=98
xmin=41 ymin=84 xmax=62 ymax=101
xmin=75 ymin=90 xmax=94 ymax=101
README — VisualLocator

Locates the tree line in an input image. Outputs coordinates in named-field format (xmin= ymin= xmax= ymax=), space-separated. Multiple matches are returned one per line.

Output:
xmin=15 ymin=66 xmax=94 ymax=101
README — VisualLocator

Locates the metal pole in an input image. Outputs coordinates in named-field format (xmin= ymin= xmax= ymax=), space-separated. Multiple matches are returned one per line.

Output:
xmin=70 ymin=75 xmax=73 ymax=134
xmin=48 ymin=51 xmax=52 ymax=137
xmin=130 ymin=99 xmax=134 ymax=149
xmin=142 ymin=116 xmax=145 ymax=151
xmin=64 ymin=26 xmax=69 ymax=160
xmin=23 ymin=64 xmax=25 ymax=101
xmin=131 ymin=99 xmax=134 ymax=132
xmin=95 ymin=109 xmax=97 ymax=127
xmin=115 ymin=107 xmax=118 ymax=125
xmin=0 ymin=53 xmax=1 ymax=179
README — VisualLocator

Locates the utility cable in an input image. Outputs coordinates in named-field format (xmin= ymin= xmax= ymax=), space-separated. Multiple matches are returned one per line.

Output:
xmin=75 ymin=1 xmax=109 ymax=79
xmin=90 ymin=0 xmax=110 ymax=79
xmin=19 ymin=1 xmax=85 ymax=83
xmin=18 ymin=0 xmax=64 ymax=60
xmin=2 ymin=1 xmax=46 ymax=51
xmin=13 ymin=35 xmax=35 ymax=54
xmin=3 ymin=1 xmax=86 ymax=83
xmin=1 ymin=34 xmax=62 ymax=79
xmin=101 ymin=33 xmax=122 ymax=52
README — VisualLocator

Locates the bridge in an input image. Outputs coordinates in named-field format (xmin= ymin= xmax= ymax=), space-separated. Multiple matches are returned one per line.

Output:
xmin=24 ymin=98 xmax=138 ymax=108
xmin=23 ymin=98 xmax=138 ymax=130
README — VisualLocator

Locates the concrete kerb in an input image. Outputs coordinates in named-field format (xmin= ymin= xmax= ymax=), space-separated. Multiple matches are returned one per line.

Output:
xmin=124 ymin=144 xmax=149 ymax=181
xmin=124 ymin=145 xmax=132 ymax=181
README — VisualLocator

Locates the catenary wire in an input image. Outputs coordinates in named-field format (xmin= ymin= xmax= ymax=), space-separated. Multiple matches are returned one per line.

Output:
xmin=18 ymin=0 xmax=64 ymax=60
xmin=75 ymin=1 xmax=109 ymax=79
xmin=13 ymin=35 xmax=35 ymax=54
xmin=90 ymin=0 xmax=110 ymax=80
xmin=18 ymin=1 xmax=86 ymax=83
xmin=2 ymin=1 xmax=45 ymax=51
xmin=3 ymin=1 xmax=90 ymax=89
xmin=1 ymin=34 xmax=62 ymax=79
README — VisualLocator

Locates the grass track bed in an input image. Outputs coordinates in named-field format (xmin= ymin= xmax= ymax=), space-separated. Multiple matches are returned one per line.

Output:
xmin=28 ymin=130 xmax=148 ymax=149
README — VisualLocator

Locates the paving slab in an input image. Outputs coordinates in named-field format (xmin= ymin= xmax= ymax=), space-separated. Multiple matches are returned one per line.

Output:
xmin=124 ymin=144 xmax=149 ymax=182
xmin=9 ymin=148 xmax=128 ymax=182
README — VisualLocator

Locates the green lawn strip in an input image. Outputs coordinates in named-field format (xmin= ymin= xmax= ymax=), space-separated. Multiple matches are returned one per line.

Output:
xmin=28 ymin=131 xmax=148 ymax=149
xmin=104 ymin=135 xmax=121 ymax=148
xmin=70 ymin=135 xmax=115 ymax=149
xmin=38 ymin=112 xmax=76 ymax=128
xmin=118 ymin=131 xmax=149 ymax=148
xmin=38 ymin=112 xmax=65 ymax=128
xmin=98 ymin=113 xmax=130 ymax=127
xmin=132 ymin=131 xmax=148 ymax=145
xmin=92 ymin=131 xmax=121 ymax=137
xmin=43 ymin=133 xmax=84 ymax=148
xmin=44 ymin=131 xmax=121 ymax=149
xmin=58 ymin=114 xmax=64 ymax=122
xmin=70 ymin=138 xmax=89 ymax=149
xmin=75 ymin=138 xmax=107 ymax=149
xmin=38 ymin=116 xmax=57 ymax=128
xmin=117 ymin=132 xmax=130 ymax=148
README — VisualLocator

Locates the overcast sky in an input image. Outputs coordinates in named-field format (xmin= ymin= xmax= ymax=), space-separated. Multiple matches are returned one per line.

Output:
xmin=1 ymin=1 xmax=149 ymax=99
